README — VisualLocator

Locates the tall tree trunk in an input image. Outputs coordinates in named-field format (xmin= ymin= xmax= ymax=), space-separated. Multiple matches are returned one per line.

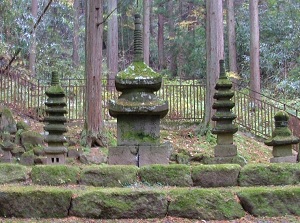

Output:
xmin=226 ymin=0 xmax=238 ymax=84
xmin=29 ymin=0 xmax=38 ymax=77
xmin=157 ymin=13 xmax=165 ymax=70
xmin=84 ymin=0 xmax=105 ymax=147
xmin=202 ymin=0 xmax=224 ymax=132
xmin=143 ymin=0 xmax=151 ymax=65
xmin=4 ymin=0 xmax=12 ymax=44
xmin=168 ymin=0 xmax=177 ymax=77
xmin=107 ymin=0 xmax=118 ymax=91
xmin=72 ymin=0 xmax=80 ymax=68
xmin=249 ymin=0 xmax=261 ymax=107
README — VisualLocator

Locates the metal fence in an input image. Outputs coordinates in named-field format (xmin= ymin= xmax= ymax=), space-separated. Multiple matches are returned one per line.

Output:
xmin=1 ymin=70 xmax=300 ymax=138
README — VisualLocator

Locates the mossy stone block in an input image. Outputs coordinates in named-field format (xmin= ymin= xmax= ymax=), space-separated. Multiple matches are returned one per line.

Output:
xmin=168 ymin=188 xmax=245 ymax=220
xmin=0 ymin=107 xmax=17 ymax=134
xmin=191 ymin=164 xmax=241 ymax=187
xmin=237 ymin=187 xmax=300 ymax=217
xmin=16 ymin=121 xmax=29 ymax=131
xmin=238 ymin=163 xmax=300 ymax=186
xmin=20 ymin=131 xmax=44 ymax=151
xmin=139 ymin=164 xmax=192 ymax=186
xmin=70 ymin=188 xmax=168 ymax=219
xmin=0 ymin=164 xmax=29 ymax=184
xmin=80 ymin=165 xmax=138 ymax=187
xmin=0 ymin=186 xmax=72 ymax=218
xmin=31 ymin=165 xmax=80 ymax=185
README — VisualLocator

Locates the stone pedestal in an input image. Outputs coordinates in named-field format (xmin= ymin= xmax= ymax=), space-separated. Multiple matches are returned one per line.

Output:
xmin=265 ymin=111 xmax=299 ymax=163
xmin=108 ymin=14 xmax=169 ymax=167
xmin=43 ymin=72 xmax=68 ymax=165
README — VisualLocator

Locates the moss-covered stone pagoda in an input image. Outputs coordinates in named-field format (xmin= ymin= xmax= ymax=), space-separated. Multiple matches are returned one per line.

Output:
xmin=44 ymin=72 xmax=68 ymax=164
xmin=211 ymin=60 xmax=245 ymax=165
xmin=108 ymin=14 xmax=169 ymax=167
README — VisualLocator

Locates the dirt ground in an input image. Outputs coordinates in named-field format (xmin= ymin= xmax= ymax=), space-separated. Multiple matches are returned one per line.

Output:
xmin=1 ymin=214 xmax=300 ymax=223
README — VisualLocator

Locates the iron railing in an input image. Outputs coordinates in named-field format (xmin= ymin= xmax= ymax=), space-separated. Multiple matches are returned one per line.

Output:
xmin=1 ymin=70 xmax=300 ymax=138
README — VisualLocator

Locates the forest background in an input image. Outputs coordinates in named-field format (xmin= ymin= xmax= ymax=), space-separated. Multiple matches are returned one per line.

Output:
xmin=1 ymin=0 xmax=300 ymax=106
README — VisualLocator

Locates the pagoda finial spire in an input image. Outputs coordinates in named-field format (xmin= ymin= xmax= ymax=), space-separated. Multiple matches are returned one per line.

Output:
xmin=51 ymin=71 xmax=59 ymax=86
xmin=219 ymin=59 xmax=226 ymax=78
xmin=133 ymin=14 xmax=143 ymax=62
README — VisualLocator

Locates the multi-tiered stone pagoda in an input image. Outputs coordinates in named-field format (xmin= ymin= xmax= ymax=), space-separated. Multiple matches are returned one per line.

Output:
xmin=108 ymin=14 xmax=169 ymax=167
xmin=212 ymin=60 xmax=239 ymax=163
xmin=44 ymin=72 xmax=68 ymax=164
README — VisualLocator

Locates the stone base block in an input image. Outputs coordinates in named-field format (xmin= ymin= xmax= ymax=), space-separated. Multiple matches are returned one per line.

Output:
xmin=46 ymin=153 xmax=66 ymax=165
xmin=139 ymin=145 xmax=171 ymax=167
xmin=270 ymin=155 xmax=297 ymax=163
xmin=211 ymin=155 xmax=247 ymax=166
xmin=272 ymin=145 xmax=293 ymax=157
xmin=217 ymin=134 xmax=234 ymax=145
xmin=108 ymin=146 xmax=138 ymax=165
xmin=214 ymin=144 xmax=237 ymax=157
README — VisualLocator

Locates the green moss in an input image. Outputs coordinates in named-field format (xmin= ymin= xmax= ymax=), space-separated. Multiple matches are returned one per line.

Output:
xmin=238 ymin=163 xmax=300 ymax=186
xmin=31 ymin=165 xmax=80 ymax=185
xmin=191 ymin=164 xmax=241 ymax=187
xmin=1 ymin=107 xmax=13 ymax=118
xmin=80 ymin=165 xmax=138 ymax=187
xmin=70 ymin=188 xmax=167 ymax=219
xmin=16 ymin=121 xmax=29 ymax=131
xmin=193 ymin=163 xmax=240 ymax=172
xmin=45 ymin=85 xmax=65 ymax=95
xmin=0 ymin=164 xmax=29 ymax=184
xmin=139 ymin=164 xmax=192 ymax=186
xmin=117 ymin=61 xmax=161 ymax=79
xmin=168 ymin=188 xmax=245 ymax=220
xmin=237 ymin=186 xmax=300 ymax=217
xmin=0 ymin=185 xmax=72 ymax=218
xmin=121 ymin=130 xmax=158 ymax=144
xmin=21 ymin=149 xmax=34 ymax=157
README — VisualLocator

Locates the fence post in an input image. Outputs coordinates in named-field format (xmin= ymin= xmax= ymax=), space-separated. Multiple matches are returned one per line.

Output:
xmin=37 ymin=79 xmax=40 ymax=120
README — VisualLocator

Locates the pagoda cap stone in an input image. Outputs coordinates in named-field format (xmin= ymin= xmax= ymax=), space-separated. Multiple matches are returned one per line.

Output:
xmin=274 ymin=110 xmax=289 ymax=127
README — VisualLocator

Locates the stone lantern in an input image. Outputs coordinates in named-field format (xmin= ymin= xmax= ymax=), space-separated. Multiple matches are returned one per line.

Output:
xmin=44 ymin=72 xmax=68 ymax=164
xmin=265 ymin=111 xmax=299 ymax=163
xmin=108 ymin=14 xmax=169 ymax=166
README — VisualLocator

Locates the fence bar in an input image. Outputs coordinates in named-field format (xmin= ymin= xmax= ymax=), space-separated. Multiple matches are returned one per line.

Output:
xmin=1 ymin=73 xmax=300 ymax=138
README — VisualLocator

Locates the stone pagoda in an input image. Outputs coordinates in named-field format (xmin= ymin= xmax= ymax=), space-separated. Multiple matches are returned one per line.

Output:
xmin=44 ymin=72 xmax=68 ymax=164
xmin=212 ymin=60 xmax=239 ymax=163
xmin=108 ymin=14 xmax=169 ymax=167
xmin=265 ymin=111 xmax=299 ymax=163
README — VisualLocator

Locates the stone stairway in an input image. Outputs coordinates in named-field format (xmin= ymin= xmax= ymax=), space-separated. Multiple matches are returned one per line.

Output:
xmin=0 ymin=163 xmax=300 ymax=220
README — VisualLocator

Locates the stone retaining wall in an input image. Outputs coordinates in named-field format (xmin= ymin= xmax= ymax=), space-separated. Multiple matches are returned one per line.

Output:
xmin=0 ymin=163 xmax=299 ymax=187
xmin=0 ymin=163 xmax=299 ymax=220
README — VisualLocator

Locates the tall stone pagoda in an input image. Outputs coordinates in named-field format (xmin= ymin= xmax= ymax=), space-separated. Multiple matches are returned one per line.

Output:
xmin=265 ymin=111 xmax=299 ymax=163
xmin=212 ymin=60 xmax=239 ymax=163
xmin=44 ymin=72 xmax=68 ymax=164
xmin=108 ymin=14 xmax=169 ymax=167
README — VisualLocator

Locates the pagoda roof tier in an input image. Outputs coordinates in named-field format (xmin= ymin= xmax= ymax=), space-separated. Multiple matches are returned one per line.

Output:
xmin=213 ymin=91 xmax=235 ymax=99
xmin=212 ymin=101 xmax=235 ymax=109
xmin=109 ymin=98 xmax=168 ymax=118
xmin=115 ymin=62 xmax=162 ymax=91
xmin=212 ymin=125 xmax=238 ymax=134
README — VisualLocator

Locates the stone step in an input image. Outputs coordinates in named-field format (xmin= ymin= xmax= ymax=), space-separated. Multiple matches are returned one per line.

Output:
xmin=1 ymin=163 xmax=300 ymax=188
xmin=0 ymin=184 xmax=299 ymax=220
